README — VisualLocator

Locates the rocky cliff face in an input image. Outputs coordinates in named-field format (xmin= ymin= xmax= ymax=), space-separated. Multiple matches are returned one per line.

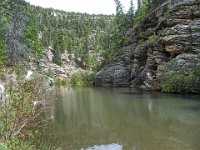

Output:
xmin=94 ymin=0 xmax=200 ymax=90
xmin=28 ymin=47 xmax=84 ymax=79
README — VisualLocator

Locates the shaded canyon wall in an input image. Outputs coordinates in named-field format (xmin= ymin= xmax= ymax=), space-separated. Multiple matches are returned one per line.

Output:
xmin=94 ymin=0 xmax=200 ymax=90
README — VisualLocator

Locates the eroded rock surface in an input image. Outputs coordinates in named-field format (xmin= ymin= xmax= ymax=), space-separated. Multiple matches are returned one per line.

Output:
xmin=94 ymin=0 xmax=200 ymax=90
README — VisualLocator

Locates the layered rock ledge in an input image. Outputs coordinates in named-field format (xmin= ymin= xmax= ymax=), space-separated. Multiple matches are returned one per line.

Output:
xmin=94 ymin=0 xmax=200 ymax=90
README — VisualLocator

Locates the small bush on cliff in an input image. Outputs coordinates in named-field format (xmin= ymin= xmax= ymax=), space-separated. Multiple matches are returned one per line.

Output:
xmin=148 ymin=33 xmax=160 ymax=43
xmin=161 ymin=66 xmax=200 ymax=93
xmin=0 ymin=41 xmax=7 ymax=67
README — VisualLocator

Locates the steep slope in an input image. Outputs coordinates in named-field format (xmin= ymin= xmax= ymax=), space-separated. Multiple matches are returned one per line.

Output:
xmin=0 ymin=0 xmax=114 ymax=79
xmin=94 ymin=0 xmax=200 ymax=92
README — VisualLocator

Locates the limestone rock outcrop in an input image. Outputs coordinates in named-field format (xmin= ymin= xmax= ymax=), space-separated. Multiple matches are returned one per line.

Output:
xmin=94 ymin=0 xmax=200 ymax=90
xmin=28 ymin=48 xmax=83 ymax=79
xmin=95 ymin=45 xmax=134 ymax=87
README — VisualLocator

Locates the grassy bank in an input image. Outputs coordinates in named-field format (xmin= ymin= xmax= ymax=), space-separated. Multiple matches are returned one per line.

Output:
xmin=70 ymin=71 xmax=95 ymax=86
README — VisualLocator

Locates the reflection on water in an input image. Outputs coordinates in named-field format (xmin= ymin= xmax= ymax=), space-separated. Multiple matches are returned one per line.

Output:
xmin=43 ymin=86 xmax=200 ymax=150
xmin=81 ymin=143 xmax=122 ymax=150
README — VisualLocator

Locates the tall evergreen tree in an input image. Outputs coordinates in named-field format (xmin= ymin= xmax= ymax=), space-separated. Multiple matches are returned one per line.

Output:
xmin=114 ymin=0 xmax=124 ymax=15
xmin=7 ymin=10 xmax=27 ymax=65
xmin=128 ymin=0 xmax=135 ymax=16
xmin=137 ymin=0 xmax=142 ymax=9
xmin=126 ymin=0 xmax=135 ymax=28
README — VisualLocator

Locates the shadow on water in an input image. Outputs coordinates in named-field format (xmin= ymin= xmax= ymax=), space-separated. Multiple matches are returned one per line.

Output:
xmin=118 ymin=92 xmax=144 ymax=95
xmin=118 ymin=88 xmax=144 ymax=96
xmin=81 ymin=143 xmax=123 ymax=150
xmin=181 ymin=104 xmax=200 ymax=111
xmin=116 ymin=88 xmax=200 ymax=100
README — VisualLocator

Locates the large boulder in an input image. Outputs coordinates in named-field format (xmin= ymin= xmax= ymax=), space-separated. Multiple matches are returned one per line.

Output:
xmin=94 ymin=64 xmax=131 ymax=87
xmin=94 ymin=45 xmax=134 ymax=87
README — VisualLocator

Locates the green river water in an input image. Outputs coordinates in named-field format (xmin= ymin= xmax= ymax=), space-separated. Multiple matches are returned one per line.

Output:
xmin=43 ymin=87 xmax=200 ymax=150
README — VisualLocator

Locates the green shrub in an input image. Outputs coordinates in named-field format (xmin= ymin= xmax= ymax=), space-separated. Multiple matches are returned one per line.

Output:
xmin=6 ymin=139 xmax=37 ymax=150
xmin=0 ymin=143 xmax=7 ymax=150
xmin=134 ymin=0 xmax=149 ymax=26
xmin=71 ymin=71 xmax=94 ymax=86
xmin=25 ymin=24 xmax=45 ymax=58
xmin=0 ymin=70 xmax=59 ymax=149
xmin=161 ymin=66 xmax=200 ymax=93
xmin=1 ymin=136 xmax=61 ymax=150
xmin=148 ymin=33 xmax=160 ymax=43
xmin=122 ymin=35 xmax=132 ymax=46
xmin=0 ymin=36 xmax=7 ymax=67
xmin=54 ymin=78 xmax=70 ymax=86
xmin=193 ymin=65 xmax=200 ymax=76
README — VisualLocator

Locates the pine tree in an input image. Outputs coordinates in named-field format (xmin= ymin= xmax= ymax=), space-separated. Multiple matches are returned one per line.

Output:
xmin=127 ymin=0 xmax=135 ymax=28
xmin=128 ymin=0 xmax=135 ymax=16
xmin=114 ymin=0 xmax=124 ymax=15
xmin=7 ymin=12 xmax=27 ymax=65
xmin=137 ymin=0 xmax=142 ymax=9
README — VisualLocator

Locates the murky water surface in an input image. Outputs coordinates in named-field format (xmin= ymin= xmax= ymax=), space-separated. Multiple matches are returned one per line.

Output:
xmin=43 ymin=87 xmax=200 ymax=150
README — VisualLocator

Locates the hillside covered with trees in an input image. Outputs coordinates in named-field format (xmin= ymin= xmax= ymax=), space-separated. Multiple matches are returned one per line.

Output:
xmin=1 ymin=0 xmax=114 ymax=69
xmin=1 ymin=0 xmax=166 ymax=71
